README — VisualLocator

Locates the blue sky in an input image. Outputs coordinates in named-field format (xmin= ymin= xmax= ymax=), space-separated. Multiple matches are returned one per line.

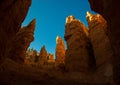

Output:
xmin=22 ymin=0 xmax=95 ymax=55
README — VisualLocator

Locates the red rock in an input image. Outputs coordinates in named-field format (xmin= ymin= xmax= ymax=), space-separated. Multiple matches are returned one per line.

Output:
xmin=39 ymin=46 xmax=48 ymax=65
xmin=47 ymin=53 xmax=55 ymax=65
xmin=86 ymin=12 xmax=113 ymax=79
xmin=55 ymin=36 xmax=66 ymax=65
xmin=0 ymin=0 xmax=31 ymax=64
xmin=25 ymin=48 xmax=38 ymax=64
xmin=9 ymin=19 xmax=36 ymax=63
xmin=64 ymin=15 xmax=91 ymax=72
xmin=86 ymin=12 xmax=113 ymax=66
xmin=88 ymin=0 xmax=120 ymax=84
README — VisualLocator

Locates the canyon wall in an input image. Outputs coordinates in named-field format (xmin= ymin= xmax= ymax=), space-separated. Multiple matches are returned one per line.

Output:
xmin=9 ymin=19 xmax=36 ymax=63
xmin=88 ymin=0 xmax=120 ymax=84
xmin=0 ymin=0 xmax=32 ymax=64
xmin=39 ymin=46 xmax=48 ymax=65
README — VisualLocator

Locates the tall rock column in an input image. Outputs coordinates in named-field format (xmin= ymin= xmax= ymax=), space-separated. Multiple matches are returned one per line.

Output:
xmin=9 ymin=19 xmax=36 ymax=63
xmin=64 ymin=15 xmax=92 ymax=72
xmin=55 ymin=36 xmax=66 ymax=66
xmin=39 ymin=46 xmax=47 ymax=65
xmin=86 ymin=12 xmax=113 ymax=78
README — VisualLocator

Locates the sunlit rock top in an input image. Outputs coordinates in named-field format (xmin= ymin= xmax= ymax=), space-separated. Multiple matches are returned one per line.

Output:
xmin=56 ymin=36 xmax=62 ymax=44
xmin=56 ymin=36 xmax=59 ymax=44
xmin=86 ymin=11 xmax=94 ymax=22
xmin=86 ymin=11 xmax=106 ymax=27
xmin=66 ymin=15 xmax=75 ymax=23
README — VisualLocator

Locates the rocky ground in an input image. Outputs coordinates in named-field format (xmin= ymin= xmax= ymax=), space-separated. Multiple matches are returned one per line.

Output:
xmin=0 ymin=58 xmax=113 ymax=85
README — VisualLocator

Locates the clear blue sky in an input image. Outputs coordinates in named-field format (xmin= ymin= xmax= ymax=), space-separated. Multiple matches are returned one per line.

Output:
xmin=22 ymin=0 xmax=95 ymax=55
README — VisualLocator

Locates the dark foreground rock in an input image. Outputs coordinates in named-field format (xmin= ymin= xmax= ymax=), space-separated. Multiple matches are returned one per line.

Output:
xmin=9 ymin=19 xmax=36 ymax=63
xmin=0 ymin=0 xmax=32 ymax=63
xmin=88 ymin=0 xmax=120 ymax=84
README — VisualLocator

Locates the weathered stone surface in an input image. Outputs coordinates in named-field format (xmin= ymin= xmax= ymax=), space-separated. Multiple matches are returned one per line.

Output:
xmin=86 ymin=12 xmax=113 ymax=67
xmin=47 ymin=53 xmax=55 ymax=65
xmin=55 ymin=36 xmax=66 ymax=65
xmin=25 ymin=48 xmax=38 ymax=64
xmin=9 ymin=19 xmax=36 ymax=63
xmin=64 ymin=15 xmax=91 ymax=72
xmin=39 ymin=46 xmax=48 ymax=65
xmin=0 ymin=0 xmax=31 ymax=63
xmin=88 ymin=0 xmax=120 ymax=84
xmin=86 ymin=12 xmax=113 ymax=82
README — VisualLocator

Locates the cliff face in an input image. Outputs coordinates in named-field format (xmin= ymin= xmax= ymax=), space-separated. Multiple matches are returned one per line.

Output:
xmin=64 ymin=15 xmax=91 ymax=72
xmin=55 ymin=36 xmax=66 ymax=65
xmin=88 ymin=0 xmax=120 ymax=84
xmin=9 ymin=19 xmax=36 ymax=63
xmin=25 ymin=48 xmax=38 ymax=64
xmin=86 ymin=12 xmax=113 ymax=67
xmin=0 ymin=0 xmax=32 ymax=63
xmin=86 ymin=12 xmax=113 ymax=79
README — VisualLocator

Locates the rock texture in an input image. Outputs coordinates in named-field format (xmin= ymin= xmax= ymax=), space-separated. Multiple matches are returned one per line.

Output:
xmin=86 ymin=12 xmax=113 ymax=67
xmin=88 ymin=0 xmax=120 ymax=84
xmin=39 ymin=46 xmax=48 ymax=65
xmin=47 ymin=53 xmax=55 ymax=65
xmin=86 ymin=12 xmax=113 ymax=81
xmin=9 ymin=19 xmax=36 ymax=63
xmin=0 ymin=0 xmax=32 ymax=64
xmin=64 ymin=15 xmax=92 ymax=72
xmin=55 ymin=36 xmax=66 ymax=65
xmin=25 ymin=48 xmax=38 ymax=64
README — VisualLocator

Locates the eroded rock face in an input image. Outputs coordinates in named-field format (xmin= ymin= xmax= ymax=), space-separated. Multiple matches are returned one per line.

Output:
xmin=55 ymin=36 xmax=66 ymax=65
xmin=86 ymin=12 xmax=113 ymax=66
xmin=0 ymin=0 xmax=32 ymax=63
xmin=88 ymin=0 xmax=120 ymax=84
xmin=86 ymin=12 xmax=113 ymax=79
xmin=47 ymin=53 xmax=55 ymax=65
xmin=64 ymin=15 xmax=91 ymax=72
xmin=39 ymin=46 xmax=47 ymax=65
xmin=25 ymin=48 xmax=38 ymax=64
xmin=9 ymin=19 xmax=36 ymax=63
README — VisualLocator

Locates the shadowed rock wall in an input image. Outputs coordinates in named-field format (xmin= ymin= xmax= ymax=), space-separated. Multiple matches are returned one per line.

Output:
xmin=0 ymin=0 xmax=32 ymax=63
xmin=88 ymin=0 xmax=120 ymax=84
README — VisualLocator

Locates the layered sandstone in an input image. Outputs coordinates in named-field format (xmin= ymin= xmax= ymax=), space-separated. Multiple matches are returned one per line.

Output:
xmin=88 ymin=0 xmax=120 ymax=84
xmin=0 ymin=0 xmax=32 ymax=64
xmin=9 ymin=19 xmax=36 ymax=63
xmin=55 ymin=36 xmax=66 ymax=65
xmin=64 ymin=15 xmax=92 ymax=72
